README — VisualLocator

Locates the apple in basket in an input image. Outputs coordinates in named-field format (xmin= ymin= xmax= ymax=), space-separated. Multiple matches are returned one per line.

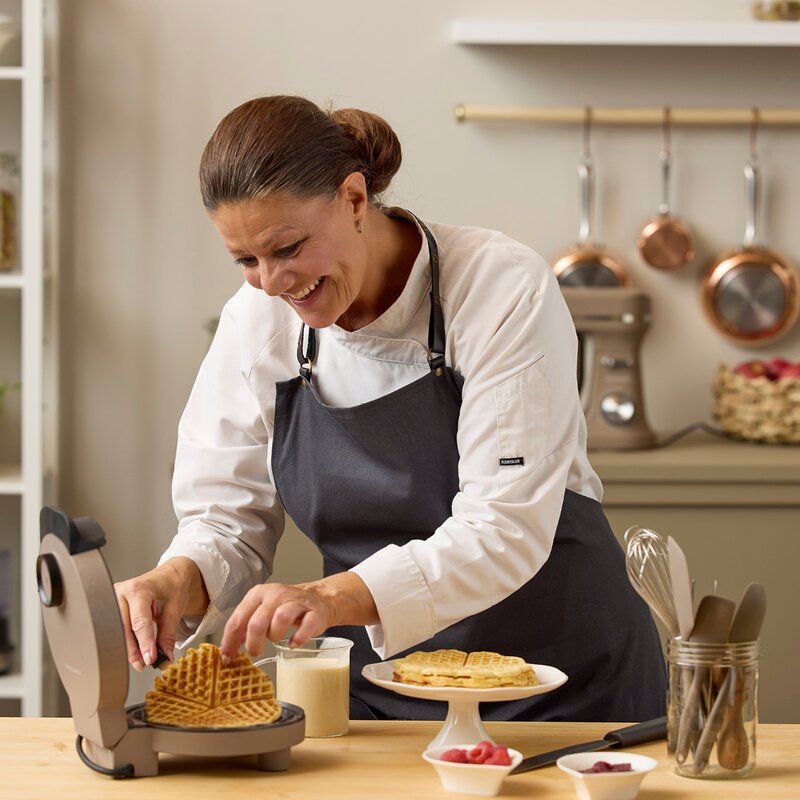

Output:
xmin=777 ymin=362 xmax=800 ymax=380
xmin=767 ymin=357 xmax=792 ymax=378
xmin=733 ymin=360 xmax=771 ymax=380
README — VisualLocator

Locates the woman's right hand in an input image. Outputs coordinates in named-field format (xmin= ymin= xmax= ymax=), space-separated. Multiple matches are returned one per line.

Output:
xmin=114 ymin=557 xmax=209 ymax=672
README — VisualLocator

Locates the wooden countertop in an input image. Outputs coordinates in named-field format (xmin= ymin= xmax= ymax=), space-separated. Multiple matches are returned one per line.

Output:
xmin=3 ymin=718 xmax=799 ymax=798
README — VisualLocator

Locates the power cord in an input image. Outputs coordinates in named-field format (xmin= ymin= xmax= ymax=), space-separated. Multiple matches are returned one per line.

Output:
xmin=75 ymin=735 xmax=135 ymax=779
xmin=652 ymin=421 xmax=734 ymax=449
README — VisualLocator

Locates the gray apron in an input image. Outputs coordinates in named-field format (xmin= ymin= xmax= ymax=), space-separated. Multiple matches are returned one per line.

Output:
xmin=271 ymin=216 xmax=666 ymax=722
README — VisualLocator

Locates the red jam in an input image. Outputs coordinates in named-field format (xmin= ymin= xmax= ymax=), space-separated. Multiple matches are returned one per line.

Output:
xmin=580 ymin=760 xmax=633 ymax=773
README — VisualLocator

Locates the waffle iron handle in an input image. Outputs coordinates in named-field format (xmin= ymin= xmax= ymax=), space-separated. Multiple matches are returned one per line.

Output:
xmin=40 ymin=506 xmax=107 ymax=554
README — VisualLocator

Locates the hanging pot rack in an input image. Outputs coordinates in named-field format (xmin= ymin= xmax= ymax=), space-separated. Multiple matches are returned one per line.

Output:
xmin=453 ymin=104 xmax=800 ymax=127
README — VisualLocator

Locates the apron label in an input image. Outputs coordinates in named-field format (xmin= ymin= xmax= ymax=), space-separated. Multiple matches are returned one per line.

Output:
xmin=499 ymin=456 xmax=524 ymax=466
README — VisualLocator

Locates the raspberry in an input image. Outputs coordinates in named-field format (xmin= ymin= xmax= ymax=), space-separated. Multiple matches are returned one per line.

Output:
xmin=467 ymin=741 xmax=495 ymax=764
xmin=485 ymin=746 xmax=512 ymax=766
xmin=440 ymin=748 xmax=469 ymax=763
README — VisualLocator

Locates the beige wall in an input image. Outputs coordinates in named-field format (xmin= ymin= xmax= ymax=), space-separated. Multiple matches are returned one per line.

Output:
xmin=58 ymin=1 xmax=800 ymax=704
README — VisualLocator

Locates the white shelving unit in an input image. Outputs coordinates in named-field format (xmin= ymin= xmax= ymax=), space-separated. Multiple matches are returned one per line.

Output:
xmin=451 ymin=19 xmax=800 ymax=47
xmin=0 ymin=0 xmax=59 ymax=717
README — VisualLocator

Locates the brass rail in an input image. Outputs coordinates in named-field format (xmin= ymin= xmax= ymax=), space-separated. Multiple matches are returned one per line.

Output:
xmin=454 ymin=105 xmax=800 ymax=126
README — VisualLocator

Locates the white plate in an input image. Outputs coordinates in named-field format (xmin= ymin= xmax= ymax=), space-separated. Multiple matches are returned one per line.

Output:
xmin=362 ymin=661 xmax=568 ymax=703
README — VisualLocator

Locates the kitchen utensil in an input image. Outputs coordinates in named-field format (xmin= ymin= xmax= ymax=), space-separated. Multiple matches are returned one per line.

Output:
xmin=665 ymin=535 xmax=695 ymax=754
xmin=557 ymin=751 xmax=658 ymax=800
xmin=37 ymin=507 xmax=305 ymax=778
xmin=511 ymin=717 xmax=666 ymax=774
xmin=637 ymin=109 xmax=694 ymax=271
xmin=562 ymin=288 xmax=656 ymax=450
xmin=701 ymin=114 xmax=799 ymax=346
xmin=674 ymin=595 xmax=736 ymax=764
xmin=693 ymin=582 xmax=767 ymax=772
xmin=624 ymin=526 xmax=679 ymax=635
xmin=362 ymin=660 xmax=567 ymax=749
xmin=423 ymin=744 xmax=523 ymax=796
xmin=553 ymin=109 xmax=629 ymax=288
xmin=667 ymin=536 xmax=694 ymax=640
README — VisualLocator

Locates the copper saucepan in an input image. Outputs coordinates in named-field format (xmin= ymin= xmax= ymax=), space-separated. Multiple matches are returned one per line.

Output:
xmin=636 ymin=113 xmax=694 ymax=271
xmin=553 ymin=156 xmax=629 ymax=288
xmin=701 ymin=158 xmax=799 ymax=346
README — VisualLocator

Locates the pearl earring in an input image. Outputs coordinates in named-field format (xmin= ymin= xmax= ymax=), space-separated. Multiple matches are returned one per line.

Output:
xmin=356 ymin=221 xmax=363 ymax=234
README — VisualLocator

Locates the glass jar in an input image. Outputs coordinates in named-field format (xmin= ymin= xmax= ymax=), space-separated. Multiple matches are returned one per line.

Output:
xmin=666 ymin=637 xmax=760 ymax=779
xmin=752 ymin=1 xmax=800 ymax=20
xmin=0 ymin=152 xmax=19 ymax=271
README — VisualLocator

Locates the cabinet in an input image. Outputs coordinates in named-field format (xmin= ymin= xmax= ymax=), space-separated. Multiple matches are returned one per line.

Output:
xmin=592 ymin=431 xmax=800 ymax=724
xmin=0 ymin=0 xmax=59 ymax=717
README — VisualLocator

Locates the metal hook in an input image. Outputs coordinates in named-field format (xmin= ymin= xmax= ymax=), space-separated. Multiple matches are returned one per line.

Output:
xmin=582 ymin=105 xmax=593 ymax=163
xmin=662 ymin=106 xmax=672 ymax=158
xmin=749 ymin=106 xmax=760 ymax=163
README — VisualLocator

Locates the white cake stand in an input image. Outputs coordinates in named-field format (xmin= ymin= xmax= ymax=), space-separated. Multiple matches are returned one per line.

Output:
xmin=362 ymin=661 xmax=568 ymax=748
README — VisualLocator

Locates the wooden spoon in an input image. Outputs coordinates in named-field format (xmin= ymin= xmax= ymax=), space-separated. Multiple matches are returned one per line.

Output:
xmin=692 ymin=582 xmax=766 ymax=772
xmin=675 ymin=595 xmax=736 ymax=765
xmin=717 ymin=583 xmax=767 ymax=770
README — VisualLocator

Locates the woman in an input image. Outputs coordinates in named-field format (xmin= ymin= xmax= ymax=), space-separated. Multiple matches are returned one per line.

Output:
xmin=115 ymin=95 xmax=666 ymax=721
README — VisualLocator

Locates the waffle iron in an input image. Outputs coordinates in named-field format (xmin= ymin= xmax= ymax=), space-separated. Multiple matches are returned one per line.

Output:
xmin=36 ymin=506 xmax=305 ymax=778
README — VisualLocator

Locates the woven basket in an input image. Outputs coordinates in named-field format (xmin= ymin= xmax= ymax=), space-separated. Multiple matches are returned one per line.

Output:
xmin=712 ymin=364 xmax=800 ymax=444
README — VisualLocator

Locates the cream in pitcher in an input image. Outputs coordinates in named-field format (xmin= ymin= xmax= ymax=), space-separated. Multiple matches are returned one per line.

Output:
xmin=260 ymin=636 xmax=353 ymax=737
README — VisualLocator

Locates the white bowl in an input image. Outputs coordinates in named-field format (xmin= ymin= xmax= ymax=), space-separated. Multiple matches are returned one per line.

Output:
xmin=556 ymin=751 xmax=658 ymax=800
xmin=422 ymin=743 xmax=522 ymax=797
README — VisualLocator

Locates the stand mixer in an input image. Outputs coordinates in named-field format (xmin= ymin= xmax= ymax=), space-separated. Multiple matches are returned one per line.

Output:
xmin=561 ymin=287 xmax=657 ymax=450
xmin=36 ymin=506 xmax=305 ymax=778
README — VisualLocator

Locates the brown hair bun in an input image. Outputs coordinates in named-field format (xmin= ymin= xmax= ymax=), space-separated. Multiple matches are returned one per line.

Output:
xmin=199 ymin=95 xmax=402 ymax=211
xmin=328 ymin=108 xmax=402 ymax=196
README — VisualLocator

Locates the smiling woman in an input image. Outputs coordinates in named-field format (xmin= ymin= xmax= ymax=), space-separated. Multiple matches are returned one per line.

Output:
xmin=199 ymin=96 xmax=418 ymax=331
xmin=113 ymin=94 xmax=667 ymax=725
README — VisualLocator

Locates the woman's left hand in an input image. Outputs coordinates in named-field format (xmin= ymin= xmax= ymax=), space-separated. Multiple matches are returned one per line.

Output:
xmin=219 ymin=572 xmax=379 ymax=663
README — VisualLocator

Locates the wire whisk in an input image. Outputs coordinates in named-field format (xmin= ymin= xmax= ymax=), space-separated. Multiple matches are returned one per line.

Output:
xmin=624 ymin=525 xmax=680 ymax=636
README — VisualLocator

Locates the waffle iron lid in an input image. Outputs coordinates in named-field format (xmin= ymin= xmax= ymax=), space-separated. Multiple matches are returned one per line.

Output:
xmin=37 ymin=507 xmax=129 ymax=727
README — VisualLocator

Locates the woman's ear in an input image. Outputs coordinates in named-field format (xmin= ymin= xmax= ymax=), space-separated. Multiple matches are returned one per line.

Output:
xmin=338 ymin=171 xmax=369 ymax=227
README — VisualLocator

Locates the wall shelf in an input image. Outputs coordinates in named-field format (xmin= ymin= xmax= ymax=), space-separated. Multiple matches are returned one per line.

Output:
xmin=451 ymin=19 xmax=800 ymax=47
xmin=0 ymin=465 xmax=23 ymax=495
xmin=0 ymin=66 xmax=24 ymax=80
xmin=0 ymin=673 xmax=24 ymax=699
xmin=0 ymin=273 xmax=24 ymax=289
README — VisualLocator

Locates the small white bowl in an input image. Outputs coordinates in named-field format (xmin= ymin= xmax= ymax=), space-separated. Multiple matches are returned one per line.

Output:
xmin=422 ymin=743 xmax=522 ymax=797
xmin=556 ymin=751 xmax=658 ymax=800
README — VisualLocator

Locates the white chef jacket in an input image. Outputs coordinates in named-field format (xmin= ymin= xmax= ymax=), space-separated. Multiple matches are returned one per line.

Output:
xmin=160 ymin=209 xmax=603 ymax=659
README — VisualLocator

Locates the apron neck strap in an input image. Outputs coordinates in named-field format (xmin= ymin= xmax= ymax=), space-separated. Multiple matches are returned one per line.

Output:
xmin=296 ymin=324 xmax=316 ymax=382
xmin=414 ymin=216 xmax=446 ymax=375
xmin=296 ymin=212 xmax=445 ymax=381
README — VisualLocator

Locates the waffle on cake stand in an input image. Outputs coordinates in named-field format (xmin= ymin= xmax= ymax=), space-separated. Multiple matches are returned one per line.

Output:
xmin=362 ymin=656 xmax=568 ymax=749
xmin=36 ymin=507 xmax=305 ymax=778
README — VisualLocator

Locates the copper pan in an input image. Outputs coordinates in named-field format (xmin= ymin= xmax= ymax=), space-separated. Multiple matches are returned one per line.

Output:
xmin=701 ymin=158 xmax=799 ymax=346
xmin=637 ymin=112 xmax=694 ymax=271
xmin=553 ymin=157 xmax=629 ymax=287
